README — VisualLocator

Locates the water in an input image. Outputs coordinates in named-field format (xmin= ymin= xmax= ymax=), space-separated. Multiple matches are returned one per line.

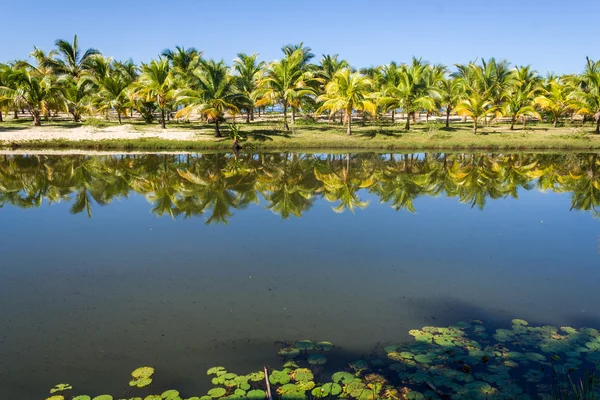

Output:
xmin=0 ymin=152 xmax=599 ymax=399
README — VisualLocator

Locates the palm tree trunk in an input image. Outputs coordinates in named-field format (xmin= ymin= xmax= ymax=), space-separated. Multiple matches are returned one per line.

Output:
xmin=405 ymin=113 xmax=411 ymax=130
xmin=118 ymin=111 xmax=122 ymax=125
xmin=553 ymin=114 xmax=557 ymax=128
xmin=13 ymin=110 xmax=18 ymax=119
xmin=596 ymin=119 xmax=600 ymax=134
xmin=32 ymin=110 xmax=41 ymax=126
xmin=0 ymin=111 xmax=3 ymax=122
xmin=473 ymin=119 xmax=478 ymax=135
xmin=510 ymin=117 xmax=515 ymax=130
xmin=445 ymin=107 xmax=450 ymax=128
xmin=291 ymin=108 xmax=296 ymax=125
xmin=246 ymin=109 xmax=250 ymax=123
xmin=346 ymin=110 xmax=352 ymax=136
xmin=283 ymin=102 xmax=289 ymax=130
xmin=160 ymin=107 xmax=166 ymax=129
xmin=250 ymin=108 xmax=254 ymax=121
xmin=215 ymin=120 xmax=221 ymax=137
xmin=391 ymin=109 xmax=395 ymax=123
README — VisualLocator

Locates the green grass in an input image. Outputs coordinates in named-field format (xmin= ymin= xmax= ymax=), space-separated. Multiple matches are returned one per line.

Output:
xmin=2 ymin=117 xmax=600 ymax=151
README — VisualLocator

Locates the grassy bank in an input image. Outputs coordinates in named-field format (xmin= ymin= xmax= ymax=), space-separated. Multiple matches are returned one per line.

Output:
xmin=2 ymin=118 xmax=600 ymax=151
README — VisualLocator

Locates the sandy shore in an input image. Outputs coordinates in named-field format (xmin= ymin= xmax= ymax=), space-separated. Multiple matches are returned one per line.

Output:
xmin=0 ymin=124 xmax=208 ymax=142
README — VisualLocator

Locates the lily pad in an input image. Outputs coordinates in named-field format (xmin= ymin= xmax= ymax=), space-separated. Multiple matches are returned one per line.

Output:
xmin=207 ymin=388 xmax=226 ymax=398
xmin=50 ymin=384 xmax=73 ymax=394
xmin=278 ymin=347 xmax=301 ymax=358
xmin=292 ymin=368 xmax=313 ymax=382
xmin=246 ymin=390 xmax=266 ymax=400
xmin=332 ymin=371 xmax=356 ymax=384
xmin=294 ymin=340 xmax=314 ymax=351
xmin=161 ymin=391 xmax=180 ymax=400
xmin=307 ymin=354 xmax=327 ymax=365
xmin=312 ymin=383 xmax=342 ymax=398
xmin=315 ymin=341 xmax=334 ymax=351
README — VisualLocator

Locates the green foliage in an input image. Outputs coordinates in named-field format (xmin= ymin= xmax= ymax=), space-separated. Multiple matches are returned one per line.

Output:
xmin=50 ymin=383 xmax=72 ymax=393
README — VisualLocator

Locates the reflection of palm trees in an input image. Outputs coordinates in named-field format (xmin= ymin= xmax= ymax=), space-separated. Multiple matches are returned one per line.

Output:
xmin=133 ymin=155 xmax=181 ymax=218
xmin=451 ymin=154 xmax=504 ymax=210
xmin=1 ymin=152 xmax=600 ymax=221
xmin=560 ymin=154 xmax=600 ymax=213
xmin=314 ymin=154 xmax=374 ymax=213
xmin=258 ymin=153 xmax=316 ymax=218
xmin=370 ymin=154 xmax=434 ymax=212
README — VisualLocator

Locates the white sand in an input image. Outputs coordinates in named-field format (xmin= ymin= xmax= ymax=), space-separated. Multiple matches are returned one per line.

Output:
xmin=0 ymin=124 xmax=211 ymax=142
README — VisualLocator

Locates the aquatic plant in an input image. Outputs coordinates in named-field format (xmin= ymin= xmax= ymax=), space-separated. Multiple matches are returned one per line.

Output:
xmin=44 ymin=320 xmax=600 ymax=400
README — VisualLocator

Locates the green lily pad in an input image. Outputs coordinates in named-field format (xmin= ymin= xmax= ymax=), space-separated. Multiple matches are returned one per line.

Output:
xmin=50 ymin=384 xmax=73 ymax=393
xmin=92 ymin=396 xmax=113 ymax=400
xmin=207 ymin=367 xmax=226 ymax=376
xmin=278 ymin=347 xmax=301 ymax=358
xmin=307 ymin=354 xmax=327 ymax=365
xmin=207 ymin=388 xmax=226 ymax=398
xmin=292 ymin=368 xmax=313 ymax=382
xmin=315 ymin=341 xmax=334 ymax=351
xmin=73 ymin=397 xmax=91 ymax=400
xmin=349 ymin=360 xmax=368 ymax=370
xmin=246 ymin=371 xmax=265 ymax=382
xmin=246 ymin=390 xmax=266 ymax=400
xmin=161 ymin=391 xmax=180 ymax=400
xmin=129 ymin=377 xmax=152 ymax=388
xmin=294 ymin=340 xmax=314 ymax=351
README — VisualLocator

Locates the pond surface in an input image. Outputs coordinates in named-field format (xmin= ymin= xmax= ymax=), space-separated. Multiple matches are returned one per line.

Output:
xmin=0 ymin=152 xmax=599 ymax=399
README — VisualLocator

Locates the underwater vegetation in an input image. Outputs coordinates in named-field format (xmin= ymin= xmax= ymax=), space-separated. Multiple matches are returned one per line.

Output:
xmin=44 ymin=319 xmax=600 ymax=400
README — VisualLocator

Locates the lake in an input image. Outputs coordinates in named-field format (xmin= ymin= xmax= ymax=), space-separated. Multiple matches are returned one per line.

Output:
xmin=1 ymin=152 xmax=599 ymax=399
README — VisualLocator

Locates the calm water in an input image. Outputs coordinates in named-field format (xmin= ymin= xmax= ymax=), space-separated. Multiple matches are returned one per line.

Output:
xmin=0 ymin=152 xmax=599 ymax=399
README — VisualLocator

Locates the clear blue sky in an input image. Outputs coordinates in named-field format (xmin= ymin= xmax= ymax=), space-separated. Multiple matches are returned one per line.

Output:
xmin=1 ymin=0 xmax=598 ymax=75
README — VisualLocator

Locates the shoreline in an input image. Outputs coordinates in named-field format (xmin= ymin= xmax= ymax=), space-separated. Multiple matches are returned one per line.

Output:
xmin=2 ymin=121 xmax=600 ymax=152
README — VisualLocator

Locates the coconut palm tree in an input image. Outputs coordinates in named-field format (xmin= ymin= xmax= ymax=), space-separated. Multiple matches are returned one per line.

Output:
xmin=316 ymin=69 xmax=377 ymax=135
xmin=502 ymin=66 xmax=542 ymax=129
xmin=439 ymin=76 xmax=462 ymax=128
xmin=570 ymin=58 xmax=600 ymax=133
xmin=161 ymin=46 xmax=202 ymax=80
xmin=43 ymin=35 xmax=101 ymax=78
xmin=0 ymin=65 xmax=64 ymax=126
xmin=233 ymin=53 xmax=265 ymax=123
xmin=134 ymin=58 xmax=176 ymax=129
xmin=175 ymin=59 xmax=243 ymax=137
xmin=535 ymin=76 xmax=574 ymax=127
xmin=379 ymin=58 xmax=439 ymax=130
xmin=454 ymin=91 xmax=496 ymax=134
xmin=255 ymin=49 xmax=320 ymax=130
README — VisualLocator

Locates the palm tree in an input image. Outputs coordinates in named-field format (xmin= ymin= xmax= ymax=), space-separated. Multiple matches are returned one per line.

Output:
xmin=318 ymin=54 xmax=350 ymax=84
xmin=134 ymin=58 xmax=176 ymax=129
xmin=439 ymin=76 xmax=462 ymax=128
xmin=570 ymin=58 xmax=600 ymax=133
xmin=379 ymin=58 xmax=438 ymax=130
xmin=44 ymin=35 xmax=101 ymax=78
xmin=316 ymin=69 xmax=377 ymax=135
xmin=0 ymin=65 xmax=64 ymax=126
xmin=502 ymin=66 xmax=542 ymax=129
xmin=175 ymin=59 xmax=242 ymax=137
xmin=255 ymin=48 xmax=320 ymax=130
xmin=454 ymin=91 xmax=496 ymax=134
xmin=535 ymin=76 xmax=574 ymax=127
xmin=233 ymin=53 xmax=265 ymax=123
xmin=161 ymin=46 xmax=202 ymax=79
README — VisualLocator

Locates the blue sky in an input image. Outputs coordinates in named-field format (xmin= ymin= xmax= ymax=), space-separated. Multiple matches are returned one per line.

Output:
xmin=1 ymin=0 xmax=598 ymax=75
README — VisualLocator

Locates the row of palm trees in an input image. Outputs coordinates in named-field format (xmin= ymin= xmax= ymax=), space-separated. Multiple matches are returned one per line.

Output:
xmin=1 ymin=152 xmax=598 ymax=222
xmin=1 ymin=36 xmax=600 ymax=135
